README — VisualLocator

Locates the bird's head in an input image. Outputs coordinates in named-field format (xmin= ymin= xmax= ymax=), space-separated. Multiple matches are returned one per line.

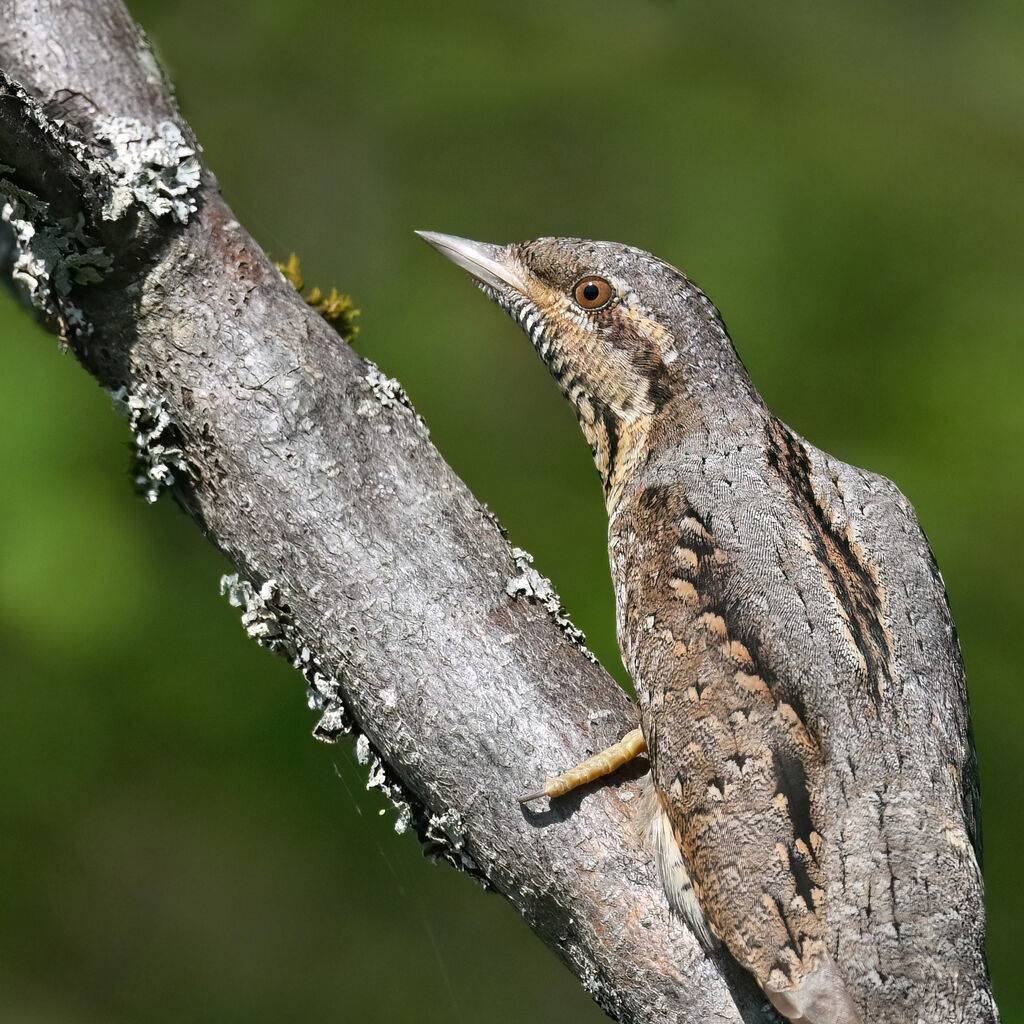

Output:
xmin=418 ymin=232 xmax=747 ymax=503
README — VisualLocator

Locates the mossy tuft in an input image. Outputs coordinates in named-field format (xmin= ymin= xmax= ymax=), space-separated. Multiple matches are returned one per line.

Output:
xmin=276 ymin=252 xmax=360 ymax=341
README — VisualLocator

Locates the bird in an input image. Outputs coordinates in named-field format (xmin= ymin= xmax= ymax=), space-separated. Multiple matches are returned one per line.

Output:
xmin=417 ymin=232 xmax=997 ymax=1024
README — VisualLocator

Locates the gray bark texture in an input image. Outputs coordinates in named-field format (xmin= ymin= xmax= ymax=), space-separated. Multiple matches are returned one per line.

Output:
xmin=0 ymin=1 xmax=768 ymax=1021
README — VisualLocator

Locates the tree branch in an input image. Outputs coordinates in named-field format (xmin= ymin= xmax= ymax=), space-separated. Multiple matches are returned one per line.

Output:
xmin=0 ymin=3 xmax=770 ymax=1020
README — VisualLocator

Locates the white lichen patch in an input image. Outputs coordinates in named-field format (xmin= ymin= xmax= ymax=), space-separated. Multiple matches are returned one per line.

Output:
xmin=0 ymin=84 xmax=200 ymax=341
xmin=312 ymin=703 xmax=349 ymax=741
xmin=218 ymin=572 xmax=351 ymax=738
xmin=506 ymin=547 xmax=597 ymax=661
xmin=357 ymin=362 xmax=429 ymax=436
xmin=109 ymin=383 xmax=187 ymax=503
xmin=93 ymin=117 xmax=200 ymax=224
xmin=363 ymin=364 xmax=407 ymax=408
xmin=355 ymin=733 xmax=371 ymax=765
xmin=426 ymin=808 xmax=480 ymax=874
xmin=1 ymin=185 xmax=111 ymax=332
xmin=363 ymin=743 xmax=414 ymax=835
xmin=221 ymin=575 xmax=286 ymax=643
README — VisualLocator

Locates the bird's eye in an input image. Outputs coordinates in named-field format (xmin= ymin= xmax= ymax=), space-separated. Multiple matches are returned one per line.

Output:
xmin=573 ymin=276 xmax=613 ymax=310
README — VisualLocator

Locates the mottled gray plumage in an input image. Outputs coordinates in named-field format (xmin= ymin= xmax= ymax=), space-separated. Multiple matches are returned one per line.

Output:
xmin=420 ymin=232 xmax=998 ymax=1024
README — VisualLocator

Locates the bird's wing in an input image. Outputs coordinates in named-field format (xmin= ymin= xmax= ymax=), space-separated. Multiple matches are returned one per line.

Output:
xmin=614 ymin=480 xmax=861 ymax=1021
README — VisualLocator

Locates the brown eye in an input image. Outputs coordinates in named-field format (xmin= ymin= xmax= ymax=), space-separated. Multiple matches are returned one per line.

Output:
xmin=573 ymin=276 xmax=613 ymax=310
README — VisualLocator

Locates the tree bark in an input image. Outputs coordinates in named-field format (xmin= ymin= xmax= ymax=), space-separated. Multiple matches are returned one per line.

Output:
xmin=0 ymin=1 xmax=770 ymax=1021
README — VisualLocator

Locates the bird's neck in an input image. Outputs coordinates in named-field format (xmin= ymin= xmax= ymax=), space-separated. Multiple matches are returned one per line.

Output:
xmin=578 ymin=407 xmax=653 ymax=510
xmin=552 ymin=305 xmax=763 ymax=510
xmin=593 ymin=364 xmax=767 ymax=516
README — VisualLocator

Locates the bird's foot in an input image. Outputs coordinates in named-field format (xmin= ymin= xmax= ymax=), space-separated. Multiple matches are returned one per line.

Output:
xmin=519 ymin=727 xmax=647 ymax=803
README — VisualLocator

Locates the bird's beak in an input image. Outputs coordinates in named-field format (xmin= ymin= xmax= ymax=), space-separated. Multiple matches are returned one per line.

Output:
xmin=416 ymin=231 xmax=529 ymax=294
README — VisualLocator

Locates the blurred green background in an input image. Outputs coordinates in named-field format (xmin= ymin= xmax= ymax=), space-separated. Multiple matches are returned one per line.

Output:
xmin=2 ymin=1 xmax=1021 ymax=1020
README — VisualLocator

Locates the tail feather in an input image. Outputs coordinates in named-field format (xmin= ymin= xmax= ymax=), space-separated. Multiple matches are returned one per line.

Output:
xmin=639 ymin=778 xmax=717 ymax=948
xmin=766 ymin=954 xmax=863 ymax=1024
